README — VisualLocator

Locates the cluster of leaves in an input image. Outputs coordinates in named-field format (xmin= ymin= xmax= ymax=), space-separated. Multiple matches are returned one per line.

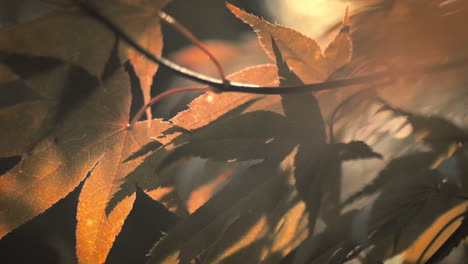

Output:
xmin=1 ymin=0 xmax=468 ymax=264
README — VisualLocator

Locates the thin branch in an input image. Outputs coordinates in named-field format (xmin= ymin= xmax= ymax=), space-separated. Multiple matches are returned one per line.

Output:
xmin=129 ymin=86 xmax=208 ymax=127
xmin=75 ymin=0 xmax=468 ymax=94
xmin=74 ymin=0 xmax=247 ymax=91
xmin=159 ymin=11 xmax=228 ymax=85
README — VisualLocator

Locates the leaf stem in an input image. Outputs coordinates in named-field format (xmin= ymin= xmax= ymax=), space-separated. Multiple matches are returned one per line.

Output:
xmin=76 ymin=0 xmax=468 ymax=94
xmin=129 ymin=86 xmax=208 ymax=127
xmin=159 ymin=11 xmax=228 ymax=85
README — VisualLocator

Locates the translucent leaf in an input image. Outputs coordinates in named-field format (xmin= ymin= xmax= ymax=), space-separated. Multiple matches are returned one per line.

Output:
xmin=0 ymin=1 xmax=170 ymax=263
xmin=227 ymin=3 xmax=351 ymax=83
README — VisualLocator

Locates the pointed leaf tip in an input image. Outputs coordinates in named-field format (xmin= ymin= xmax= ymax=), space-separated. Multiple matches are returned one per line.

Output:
xmin=343 ymin=7 xmax=350 ymax=27
xmin=271 ymin=36 xmax=303 ymax=86
xmin=225 ymin=2 xmax=236 ymax=11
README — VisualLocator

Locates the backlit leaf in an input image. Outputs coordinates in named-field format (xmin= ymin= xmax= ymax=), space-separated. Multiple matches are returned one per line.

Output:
xmin=109 ymin=64 xmax=282 ymax=215
xmin=0 ymin=1 xmax=170 ymax=263
xmin=227 ymin=3 xmax=351 ymax=83
xmin=0 ymin=62 xmax=172 ymax=263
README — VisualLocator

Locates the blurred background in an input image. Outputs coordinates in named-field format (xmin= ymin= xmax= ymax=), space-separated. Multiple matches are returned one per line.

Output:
xmin=1 ymin=0 xmax=467 ymax=263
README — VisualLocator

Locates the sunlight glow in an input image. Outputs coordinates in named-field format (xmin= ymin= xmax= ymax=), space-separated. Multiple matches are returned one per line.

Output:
xmin=263 ymin=0 xmax=351 ymax=47
xmin=210 ymin=216 xmax=267 ymax=264
xmin=403 ymin=202 xmax=468 ymax=263
xmin=206 ymin=92 xmax=214 ymax=102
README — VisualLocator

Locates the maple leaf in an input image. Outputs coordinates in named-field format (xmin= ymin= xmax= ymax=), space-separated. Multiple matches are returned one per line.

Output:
xmin=271 ymin=37 xmax=331 ymax=230
xmin=342 ymin=151 xmax=437 ymax=207
xmin=141 ymin=51 xmax=322 ymax=263
xmin=284 ymin=116 xmax=467 ymax=263
xmin=227 ymin=3 xmax=352 ymax=84
xmin=110 ymin=61 xmax=314 ymax=264
xmin=105 ymin=185 xmax=180 ymax=264
xmin=0 ymin=0 xmax=166 ymax=132
xmin=228 ymin=3 xmax=380 ymax=229
xmin=0 ymin=55 xmax=172 ymax=264
xmin=425 ymin=205 xmax=468 ymax=264
xmin=1 ymin=1 xmax=466 ymax=264
xmin=0 ymin=1 xmax=170 ymax=263
xmin=318 ymin=95 xmax=468 ymax=264
xmin=147 ymin=161 xmax=307 ymax=264
xmin=141 ymin=106 xmax=305 ymax=263
xmin=159 ymin=102 xmax=291 ymax=167
xmin=363 ymin=169 xmax=464 ymax=263
xmin=0 ymin=0 xmax=164 ymax=154
xmin=398 ymin=201 xmax=468 ymax=264
xmin=340 ymin=101 xmax=468 ymax=207
xmin=138 ymin=7 xmax=383 ymax=263
xmin=108 ymin=64 xmax=282 ymax=216
xmin=131 ymin=107 xmax=304 ymax=264
xmin=0 ymin=52 xmax=99 ymax=157
xmin=376 ymin=98 xmax=468 ymax=154
xmin=273 ymin=38 xmax=381 ymax=230
xmin=285 ymin=164 xmax=463 ymax=264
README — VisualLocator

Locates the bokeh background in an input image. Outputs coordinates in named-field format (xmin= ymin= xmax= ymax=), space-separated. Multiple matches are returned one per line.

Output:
xmin=1 ymin=0 xmax=467 ymax=263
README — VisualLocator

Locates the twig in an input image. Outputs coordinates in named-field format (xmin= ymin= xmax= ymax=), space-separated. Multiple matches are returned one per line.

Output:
xmin=75 ymin=0 xmax=468 ymax=94
xmin=159 ymin=11 xmax=228 ymax=85
xmin=129 ymin=86 xmax=208 ymax=127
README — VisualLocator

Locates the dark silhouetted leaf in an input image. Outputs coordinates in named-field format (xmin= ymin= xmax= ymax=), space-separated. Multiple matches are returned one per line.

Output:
xmin=147 ymin=162 xmax=304 ymax=264
xmin=271 ymin=20 xmax=381 ymax=230
xmin=159 ymin=109 xmax=291 ymax=170
xmin=343 ymin=152 xmax=436 ymax=207
xmin=401 ymin=202 xmax=468 ymax=264
xmin=0 ymin=156 xmax=21 ymax=175
xmin=426 ymin=206 xmax=468 ymax=264
xmin=284 ymin=166 xmax=462 ymax=264
xmin=377 ymin=98 xmax=468 ymax=154
xmin=105 ymin=186 xmax=179 ymax=264
xmin=124 ymin=139 xmax=163 ymax=163
xmin=0 ymin=80 xmax=41 ymax=109
xmin=227 ymin=3 xmax=351 ymax=83
xmin=109 ymin=65 xmax=281 ymax=217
